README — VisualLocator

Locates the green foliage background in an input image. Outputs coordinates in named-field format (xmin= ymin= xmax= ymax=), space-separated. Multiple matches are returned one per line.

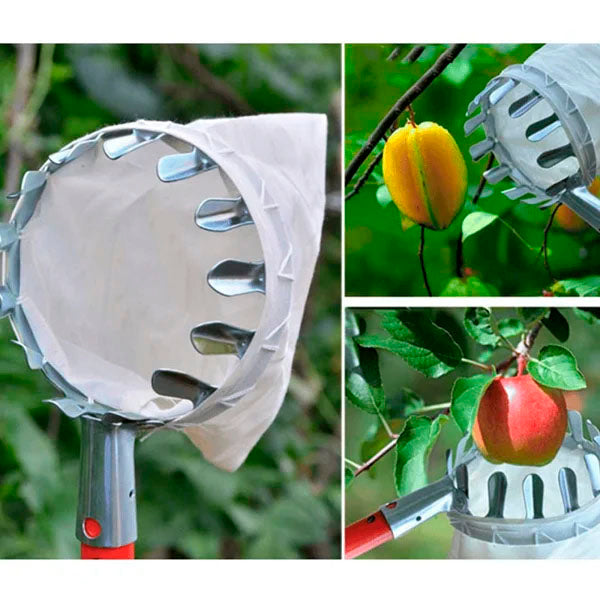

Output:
xmin=345 ymin=308 xmax=600 ymax=558
xmin=345 ymin=44 xmax=600 ymax=296
xmin=0 ymin=44 xmax=341 ymax=559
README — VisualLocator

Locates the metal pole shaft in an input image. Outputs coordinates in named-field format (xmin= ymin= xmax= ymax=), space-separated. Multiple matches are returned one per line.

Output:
xmin=77 ymin=416 xmax=138 ymax=558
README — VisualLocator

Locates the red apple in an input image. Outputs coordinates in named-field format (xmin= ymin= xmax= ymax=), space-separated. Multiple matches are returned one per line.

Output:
xmin=472 ymin=374 xmax=567 ymax=466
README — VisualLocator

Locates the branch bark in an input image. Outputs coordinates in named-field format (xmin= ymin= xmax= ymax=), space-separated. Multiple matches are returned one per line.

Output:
xmin=345 ymin=44 xmax=467 ymax=187
xmin=4 ymin=44 xmax=36 ymax=202
xmin=165 ymin=44 xmax=254 ymax=115
xmin=496 ymin=320 xmax=543 ymax=373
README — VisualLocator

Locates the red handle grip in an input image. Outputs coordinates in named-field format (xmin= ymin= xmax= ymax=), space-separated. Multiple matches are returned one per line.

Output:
xmin=345 ymin=510 xmax=393 ymax=559
xmin=81 ymin=543 xmax=135 ymax=559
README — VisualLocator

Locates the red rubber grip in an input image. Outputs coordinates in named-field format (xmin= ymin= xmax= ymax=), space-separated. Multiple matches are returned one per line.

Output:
xmin=345 ymin=510 xmax=393 ymax=559
xmin=81 ymin=543 xmax=135 ymax=559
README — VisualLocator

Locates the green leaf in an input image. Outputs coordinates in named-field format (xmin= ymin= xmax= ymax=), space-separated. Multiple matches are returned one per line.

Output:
xmin=497 ymin=318 xmax=524 ymax=338
xmin=442 ymin=59 xmax=473 ymax=86
xmin=462 ymin=211 xmax=498 ymax=242
xmin=573 ymin=307 xmax=600 ymax=325
xmin=542 ymin=308 xmax=570 ymax=342
xmin=528 ymin=345 xmax=586 ymax=390
xmin=376 ymin=185 xmax=393 ymax=208
xmin=387 ymin=388 xmax=425 ymax=419
xmin=394 ymin=415 xmax=448 ymax=496
xmin=345 ymin=467 xmax=354 ymax=488
xmin=440 ymin=276 xmax=498 ymax=297
xmin=357 ymin=310 xmax=463 ymax=379
xmin=463 ymin=307 xmax=499 ymax=346
xmin=552 ymin=276 xmax=600 ymax=297
xmin=517 ymin=307 xmax=549 ymax=324
xmin=346 ymin=372 xmax=386 ymax=414
xmin=450 ymin=374 xmax=496 ymax=435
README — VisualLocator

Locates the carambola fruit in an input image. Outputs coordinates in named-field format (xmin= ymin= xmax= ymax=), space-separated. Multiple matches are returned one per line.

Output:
xmin=383 ymin=122 xmax=467 ymax=230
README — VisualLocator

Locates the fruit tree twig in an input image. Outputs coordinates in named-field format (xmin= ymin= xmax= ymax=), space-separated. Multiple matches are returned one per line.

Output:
xmin=541 ymin=203 xmax=560 ymax=281
xmin=472 ymin=154 xmax=494 ymax=206
xmin=345 ymin=44 xmax=467 ymax=187
xmin=496 ymin=320 xmax=543 ymax=373
xmin=401 ymin=45 xmax=426 ymax=63
xmin=352 ymin=437 xmax=398 ymax=478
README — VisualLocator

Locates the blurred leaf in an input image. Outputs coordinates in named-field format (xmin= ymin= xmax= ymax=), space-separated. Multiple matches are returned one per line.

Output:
xmin=463 ymin=307 xmax=499 ymax=346
xmin=394 ymin=415 xmax=448 ymax=496
xmin=517 ymin=307 xmax=549 ymax=324
xmin=450 ymin=374 xmax=495 ymax=435
xmin=497 ymin=318 xmax=524 ymax=338
xmin=542 ymin=308 xmax=570 ymax=342
xmin=387 ymin=388 xmax=425 ymax=419
xmin=440 ymin=276 xmax=498 ymax=296
xmin=376 ymin=185 xmax=393 ymax=208
xmin=462 ymin=211 xmax=498 ymax=242
xmin=573 ymin=307 xmax=600 ymax=325
xmin=552 ymin=276 xmax=600 ymax=297
xmin=345 ymin=467 xmax=355 ymax=488
xmin=528 ymin=345 xmax=586 ymax=390
xmin=442 ymin=60 xmax=473 ymax=86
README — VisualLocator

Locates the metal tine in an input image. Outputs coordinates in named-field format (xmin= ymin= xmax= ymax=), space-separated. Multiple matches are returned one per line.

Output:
xmin=489 ymin=79 xmax=518 ymax=106
xmin=526 ymin=114 xmax=562 ymax=142
xmin=446 ymin=449 xmax=453 ymax=477
xmin=486 ymin=472 xmax=508 ymax=518
xmin=469 ymin=138 xmax=495 ymax=162
xmin=467 ymin=79 xmax=505 ymax=115
xmin=103 ymin=130 xmax=163 ymax=159
xmin=207 ymin=259 xmax=265 ymax=296
xmin=587 ymin=419 xmax=600 ymax=441
xmin=157 ymin=147 xmax=217 ymax=182
xmin=537 ymin=144 xmax=575 ymax=169
xmin=190 ymin=321 xmax=255 ymax=359
xmin=151 ymin=369 xmax=216 ymax=407
xmin=464 ymin=111 xmax=487 ymax=136
xmin=455 ymin=434 xmax=470 ymax=466
xmin=48 ymin=138 xmax=98 ymax=166
xmin=14 ymin=171 xmax=47 ymax=228
xmin=503 ymin=186 xmax=532 ymax=200
xmin=558 ymin=467 xmax=579 ymax=513
xmin=455 ymin=463 xmax=469 ymax=500
xmin=195 ymin=197 xmax=253 ymax=232
xmin=568 ymin=410 xmax=584 ymax=444
xmin=508 ymin=90 xmax=543 ymax=118
xmin=484 ymin=165 xmax=510 ymax=184
xmin=523 ymin=473 xmax=544 ymax=519
xmin=584 ymin=453 xmax=600 ymax=497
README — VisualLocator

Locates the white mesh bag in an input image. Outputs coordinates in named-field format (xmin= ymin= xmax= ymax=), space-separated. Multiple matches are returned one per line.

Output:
xmin=0 ymin=113 xmax=328 ymax=471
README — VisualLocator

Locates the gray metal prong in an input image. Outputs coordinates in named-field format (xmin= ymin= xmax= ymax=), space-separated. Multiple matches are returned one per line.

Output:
xmin=584 ymin=454 xmax=600 ymax=497
xmin=469 ymin=139 xmax=495 ymax=162
xmin=558 ymin=467 xmax=579 ymax=513
xmin=151 ymin=370 xmax=216 ymax=407
xmin=103 ymin=130 xmax=162 ymax=159
xmin=190 ymin=322 xmax=255 ymax=359
xmin=195 ymin=197 xmax=253 ymax=232
xmin=486 ymin=472 xmax=507 ymax=518
xmin=484 ymin=165 xmax=510 ymax=184
xmin=207 ymin=259 xmax=265 ymax=296
xmin=523 ymin=473 xmax=544 ymax=519
xmin=508 ymin=90 xmax=543 ymax=118
xmin=157 ymin=148 xmax=217 ymax=182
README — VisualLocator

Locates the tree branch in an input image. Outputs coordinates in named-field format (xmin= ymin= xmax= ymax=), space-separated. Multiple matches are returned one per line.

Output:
xmin=344 ymin=149 xmax=382 ymax=201
xmin=496 ymin=320 xmax=543 ymax=373
xmin=401 ymin=45 xmax=426 ymax=63
xmin=165 ymin=44 xmax=254 ymax=115
xmin=353 ymin=437 xmax=398 ymax=478
xmin=4 ymin=44 xmax=36 ymax=204
xmin=345 ymin=44 xmax=467 ymax=187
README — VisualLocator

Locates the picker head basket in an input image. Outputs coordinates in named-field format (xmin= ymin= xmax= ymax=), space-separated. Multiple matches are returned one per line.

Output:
xmin=465 ymin=44 xmax=600 ymax=230
xmin=0 ymin=114 xmax=327 ymax=553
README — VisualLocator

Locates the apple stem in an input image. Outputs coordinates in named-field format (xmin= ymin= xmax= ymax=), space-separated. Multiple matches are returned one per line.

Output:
xmin=517 ymin=354 xmax=527 ymax=376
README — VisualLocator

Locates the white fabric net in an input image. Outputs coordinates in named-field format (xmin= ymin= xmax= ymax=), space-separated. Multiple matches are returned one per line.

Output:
xmin=15 ymin=113 xmax=327 ymax=471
